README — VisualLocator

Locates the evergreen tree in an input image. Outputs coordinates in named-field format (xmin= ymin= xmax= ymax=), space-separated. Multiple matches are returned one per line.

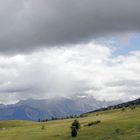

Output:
xmin=71 ymin=119 xmax=80 ymax=137
xmin=72 ymin=119 xmax=80 ymax=130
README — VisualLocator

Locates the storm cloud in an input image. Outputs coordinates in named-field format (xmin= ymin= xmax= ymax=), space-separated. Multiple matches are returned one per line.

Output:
xmin=0 ymin=0 xmax=140 ymax=53
xmin=0 ymin=1 xmax=140 ymax=104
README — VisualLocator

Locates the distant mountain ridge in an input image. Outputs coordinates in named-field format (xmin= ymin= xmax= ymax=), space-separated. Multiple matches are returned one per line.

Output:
xmin=0 ymin=94 xmax=121 ymax=121
xmin=87 ymin=98 xmax=140 ymax=114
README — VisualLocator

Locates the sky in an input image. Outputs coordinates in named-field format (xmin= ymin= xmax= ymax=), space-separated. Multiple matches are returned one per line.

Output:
xmin=0 ymin=0 xmax=140 ymax=104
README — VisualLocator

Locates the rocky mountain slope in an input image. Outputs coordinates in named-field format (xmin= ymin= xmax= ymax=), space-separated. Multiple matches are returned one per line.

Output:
xmin=0 ymin=94 xmax=121 ymax=121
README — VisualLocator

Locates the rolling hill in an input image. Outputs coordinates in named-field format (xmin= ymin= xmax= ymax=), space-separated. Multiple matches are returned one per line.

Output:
xmin=0 ymin=106 xmax=139 ymax=140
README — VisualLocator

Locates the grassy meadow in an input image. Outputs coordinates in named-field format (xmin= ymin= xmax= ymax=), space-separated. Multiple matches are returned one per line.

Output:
xmin=0 ymin=107 xmax=140 ymax=140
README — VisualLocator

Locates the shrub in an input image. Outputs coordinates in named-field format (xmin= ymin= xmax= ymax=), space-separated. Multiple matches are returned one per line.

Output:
xmin=71 ymin=126 xmax=77 ymax=137
xmin=115 ymin=128 xmax=124 ymax=135
xmin=121 ymin=107 xmax=125 ymax=111
xmin=79 ymin=114 xmax=88 ymax=118
xmin=86 ymin=120 xmax=101 ymax=126
xmin=41 ymin=125 xmax=45 ymax=130
xmin=130 ymin=105 xmax=136 ymax=110
xmin=79 ymin=114 xmax=84 ymax=118
xmin=101 ymin=136 xmax=111 ymax=140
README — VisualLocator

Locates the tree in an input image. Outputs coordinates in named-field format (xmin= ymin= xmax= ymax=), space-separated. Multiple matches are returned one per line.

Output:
xmin=72 ymin=119 xmax=80 ymax=130
xmin=71 ymin=119 xmax=80 ymax=137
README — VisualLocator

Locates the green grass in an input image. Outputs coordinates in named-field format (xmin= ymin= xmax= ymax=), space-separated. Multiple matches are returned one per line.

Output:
xmin=0 ymin=107 xmax=140 ymax=140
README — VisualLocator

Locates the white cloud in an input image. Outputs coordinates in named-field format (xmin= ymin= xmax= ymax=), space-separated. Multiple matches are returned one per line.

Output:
xmin=0 ymin=43 xmax=140 ymax=104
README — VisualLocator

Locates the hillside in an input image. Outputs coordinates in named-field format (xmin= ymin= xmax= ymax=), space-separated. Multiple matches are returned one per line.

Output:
xmin=87 ymin=98 xmax=140 ymax=113
xmin=0 ymin=106 xmax=139 ymax=140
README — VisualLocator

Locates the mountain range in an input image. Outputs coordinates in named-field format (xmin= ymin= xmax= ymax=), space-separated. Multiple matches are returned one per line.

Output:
xmin=0 ymin=94 xmax=121 ymax=121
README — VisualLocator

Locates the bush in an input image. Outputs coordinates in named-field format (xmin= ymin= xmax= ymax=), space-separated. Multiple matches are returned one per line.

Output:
xmin=85 ymin=120 xmax=101 ymax=126
xmin=79 ymin=114 xmax=84 ymax=118
xmin=115 ymin=128 xmax=124 ymax=135
xmin=130 ymin=105 xmax=136 ymax=110
xmin=79 ymin=114 xmax=88 ymax=118
xmin=71 ymin=126 xmax=77 ymax=137
xmin=41 ymin=125 xmax=45 ymax=130
xmin=101 ymin=136 xmax=112 ymax=140
xmin=121 ymin=107 xmax=125 ymax=111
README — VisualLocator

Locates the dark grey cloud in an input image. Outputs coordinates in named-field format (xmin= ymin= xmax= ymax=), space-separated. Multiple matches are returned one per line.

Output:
xmin=0 ymin=0 xmax=140 ymax=54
